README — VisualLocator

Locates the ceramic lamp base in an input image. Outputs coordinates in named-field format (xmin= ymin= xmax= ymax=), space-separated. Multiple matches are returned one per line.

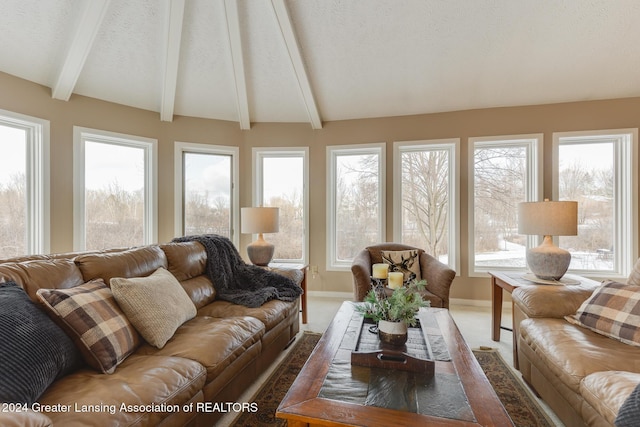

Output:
xmin=247 ymin=234 xmax=275 ymax=266
xmin=526 ymin=235 xmax=571 ymax=280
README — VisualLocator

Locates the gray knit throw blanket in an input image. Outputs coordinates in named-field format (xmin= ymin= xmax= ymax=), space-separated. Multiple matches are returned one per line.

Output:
xmin=172 ymin=234 xmax=303 ymax=308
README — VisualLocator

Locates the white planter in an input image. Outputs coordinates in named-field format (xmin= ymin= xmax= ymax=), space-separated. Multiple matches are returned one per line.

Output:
xmin=378 ymin=320 xmax=408 ymax=346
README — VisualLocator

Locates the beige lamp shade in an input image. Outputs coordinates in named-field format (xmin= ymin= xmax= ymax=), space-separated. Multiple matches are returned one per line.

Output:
xmin=241 ymin=207 xmax=279 ymax=234
xmin=518 ymin=200 xmax=578 ymax=280
xmin=518 ymin=201 xmax=578 ymax=236
xmin=241 ymin=207 xmax=279 ymax=266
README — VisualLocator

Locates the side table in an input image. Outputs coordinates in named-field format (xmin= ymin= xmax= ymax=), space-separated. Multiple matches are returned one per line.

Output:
xmin=488 ymin=270 xmax=598 ymax=369
xmin=268 ymin=263 xmax=309 ymax=324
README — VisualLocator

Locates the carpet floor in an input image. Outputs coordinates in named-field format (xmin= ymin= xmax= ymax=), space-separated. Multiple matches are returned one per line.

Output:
xmin=473 ymin=349 xmax=555 ymax=427
xmin=231 ymin=332 xmax=554 ymax=426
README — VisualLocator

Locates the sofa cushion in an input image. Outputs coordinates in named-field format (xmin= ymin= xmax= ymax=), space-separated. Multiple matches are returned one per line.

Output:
xmin=381 ymin=249 xmax=421 ymax=284
xmin=160 ymin=241 xmax=206 ymax=282
xmin=0 ymin=410 xmax=53 ymax=427
xmin=37 ymin=280 xmax=140 ymax=374
xmin=74 ymin=245 xmax=167 ymax=283
xmin=519 ymin=318 xmax=640 ymax=393
xmin=580 ymin=371 xmax=640 ymax=426
xmin=160 ymin=241 xmax=216 ymax=308
xmin=0 ymin=258 xmax=85 ymax=301
xmin=565 ymin=280 xmax=640 ymax=347
xmin=0 ymin=282 xmax=80 ymax=404
xmin=38 ymin=354 xmax=206 ymax=426
xmin=111 ymin=267 xmax=197 ymax=348
xmin=180 ymin=276 xmax=216 ymax=309
xmin=198 ymin=299 xmax=297 ymax=331
xmin=615 ymin=378 xmax=640 ymax=427
xmin=135 ymin=315 xmax=265 ymax=383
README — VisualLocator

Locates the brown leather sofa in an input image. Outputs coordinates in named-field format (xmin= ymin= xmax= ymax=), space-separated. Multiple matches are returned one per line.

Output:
xmin=0 ymin=241 xmax=300 ymax=427
xmin=513 ymin=278 xmax=640 ymax=427
xmin=351 ymin=243 xmax=456 ymax=308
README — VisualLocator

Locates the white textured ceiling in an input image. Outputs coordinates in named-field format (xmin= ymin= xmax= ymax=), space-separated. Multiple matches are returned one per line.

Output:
xmin=1 ymin=0 xmax=640 ymax=129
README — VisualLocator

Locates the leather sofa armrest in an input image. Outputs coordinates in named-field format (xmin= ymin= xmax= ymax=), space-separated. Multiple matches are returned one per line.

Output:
xmin=351 ymin=249 xmax=373 ymax=301
xmin=512 ymin=283 xmax=599 ymax=318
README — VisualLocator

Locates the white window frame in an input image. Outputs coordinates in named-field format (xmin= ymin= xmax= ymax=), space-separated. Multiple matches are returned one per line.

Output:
xmin=73 ymin=127 xmax=157 ymax=250
xmin=468 ymin=134 xmax=543 ymax=276
xmin=327 ymin=143 xmax=386 ymax=271
xmin=0 ymin=109 xmax=50 ymax=255
xmin=393 ymin=139 xmax=460 ymax=273
xmin=253 ymin=147 xmax=309 ymax=264
xmin=553 ymin=129 xmax=638 ymax=279
xmin=174 ymin=142 xmax=239 ymax=247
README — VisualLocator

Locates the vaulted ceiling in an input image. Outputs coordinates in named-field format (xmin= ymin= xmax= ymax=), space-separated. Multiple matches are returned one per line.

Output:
xmin=1 ymin=0 xmax=640 ymax=130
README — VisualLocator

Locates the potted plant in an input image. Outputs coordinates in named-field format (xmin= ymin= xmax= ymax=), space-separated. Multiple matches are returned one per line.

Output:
xmin=357 ymin=279 xmax=429 ymax=346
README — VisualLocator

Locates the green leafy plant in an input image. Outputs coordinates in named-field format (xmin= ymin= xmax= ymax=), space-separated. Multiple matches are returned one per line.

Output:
xmin=357 ymin=279 xmax=430 ymax=327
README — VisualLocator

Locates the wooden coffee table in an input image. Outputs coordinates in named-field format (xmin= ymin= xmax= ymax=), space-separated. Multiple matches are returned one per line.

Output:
xmin=277 ymin=302 xmax=513 ymax=426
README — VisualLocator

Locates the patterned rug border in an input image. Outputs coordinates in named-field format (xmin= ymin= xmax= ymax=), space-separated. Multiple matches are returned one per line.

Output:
xmin=472 ymin=348 xmax=556 ymax=427
xmin=231 ymin=331 xmax=322 ymax=426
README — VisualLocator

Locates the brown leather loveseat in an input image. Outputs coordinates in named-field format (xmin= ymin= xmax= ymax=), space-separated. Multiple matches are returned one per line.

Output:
xmin=0 ymin=240 xmax=300 ymax=427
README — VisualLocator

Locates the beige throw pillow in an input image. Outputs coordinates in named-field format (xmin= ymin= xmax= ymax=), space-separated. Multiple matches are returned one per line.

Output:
xmin=111 ymin=267 xmax=196 ymax=349
xmin=381 ymin=249 xmax=421 ymax=285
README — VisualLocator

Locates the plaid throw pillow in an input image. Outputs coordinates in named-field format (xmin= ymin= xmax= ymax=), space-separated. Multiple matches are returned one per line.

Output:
xmin=565 ymin=281 xmax=640 ymax=347
xmin=37 ymin=280 xmax=140 ymax=374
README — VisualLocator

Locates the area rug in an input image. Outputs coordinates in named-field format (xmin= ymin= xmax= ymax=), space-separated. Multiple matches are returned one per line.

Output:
xmin=232 ymin=332 xmax=322 ymax=427
xmin=473 ymin=349 xmax=555 ymax=427
xmin=232 ymin=333 xmax=554 ymax=426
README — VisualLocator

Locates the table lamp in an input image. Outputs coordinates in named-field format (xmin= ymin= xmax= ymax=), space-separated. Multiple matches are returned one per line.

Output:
xmin=518 ymin=200 xmax=578 ymax=280
xmin=241 ymin=207 xmax=279 ymax=266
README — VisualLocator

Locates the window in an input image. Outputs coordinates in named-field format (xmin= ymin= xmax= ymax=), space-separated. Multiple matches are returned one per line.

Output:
xmin=253 ymin=148 xmax=308 ymax=263
xmin=393 ymin=139 xmax=459 ymax=271
xmin=174 ymin=142 xmax=239 ymax=246
xmin=327 ymin=143 xmax=385 ymax=270
xmin=554 ymin=129 xmax=638 ymax=278
xmin=469 ymin=135 xmax=542 ymax=274
xmin=0 ymin=110 xmax=49 ymax=258
xmin=74 ymin=127 xmax=157 ymax=251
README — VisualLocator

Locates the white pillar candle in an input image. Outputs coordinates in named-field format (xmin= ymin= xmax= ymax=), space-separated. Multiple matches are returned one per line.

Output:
xmin=372 ymin=263 xmax=389 ymax=279
xmin=388 ymin=272 xmax=404 ymax=289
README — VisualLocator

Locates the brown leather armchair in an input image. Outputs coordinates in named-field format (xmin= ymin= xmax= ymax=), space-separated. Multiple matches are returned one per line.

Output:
xmin=351 ymin=243 xmax=456 ymax=308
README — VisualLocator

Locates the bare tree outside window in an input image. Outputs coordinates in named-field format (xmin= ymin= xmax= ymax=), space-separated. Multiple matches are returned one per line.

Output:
xmin=400 ymin=149 xmax=449 ymax=259
xmin=558 ymin=142 xmax=614 ymax=271
xmin=260 ymin=156 xmax=304 ymax=261
xmin=335 ymin=153 xmax=381 ymax=262
xmin=473 ymin=145 xmax=528 ymax=269
xmin=183 ymin=152 xmax=231 ymax=238
xmin=84 ymin=141 xmax=145 ymax=250
xmin=0 ymin=125 xmax=27 ymax=258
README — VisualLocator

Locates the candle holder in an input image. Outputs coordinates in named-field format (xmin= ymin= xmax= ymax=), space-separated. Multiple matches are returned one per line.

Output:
xmin=370 ymin=277 xmax=388 ymax=301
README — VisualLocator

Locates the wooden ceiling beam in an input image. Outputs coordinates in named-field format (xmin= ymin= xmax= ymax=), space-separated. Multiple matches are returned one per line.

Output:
xmin=223 ymin=0 xmax=251 ymax=130
xmin=271 ymin=0 xmax=322 ymax=129
xmin=52 ymin=0 xmax=111 ymax=101
xmin=160 ymin=0 xmax=186 ymax=122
